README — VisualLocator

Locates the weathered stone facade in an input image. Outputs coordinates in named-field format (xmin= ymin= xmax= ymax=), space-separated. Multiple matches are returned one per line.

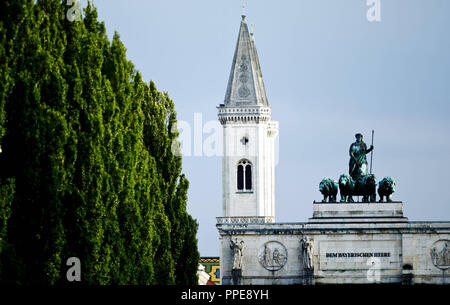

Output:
xmin=217 ymin=203 xmax=450 ymax=285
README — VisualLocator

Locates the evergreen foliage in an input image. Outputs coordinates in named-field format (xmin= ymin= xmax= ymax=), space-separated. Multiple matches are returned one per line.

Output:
xmin=0 ymin=0 xmax=199 ymax=284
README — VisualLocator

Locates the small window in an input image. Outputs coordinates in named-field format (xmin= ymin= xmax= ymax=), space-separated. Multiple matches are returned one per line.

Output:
xmin=245 ymin=164 xmax=252 ymax=190
xmin=237 ymin=165 xmax=244 ymax=190
xmin=237 ymin=160 xmax=252 ymax=192
xmin=403 ymin=264 xmax=413 ymax=270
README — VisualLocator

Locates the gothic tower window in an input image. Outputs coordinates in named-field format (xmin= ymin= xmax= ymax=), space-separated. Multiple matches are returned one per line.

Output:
xmin=237 ymin=164 xmax=244 ymax=190
xmin=237 ymin=160 xmax=252 ymax=191
xmin=245 ymin=164 xmax=252 ymax=190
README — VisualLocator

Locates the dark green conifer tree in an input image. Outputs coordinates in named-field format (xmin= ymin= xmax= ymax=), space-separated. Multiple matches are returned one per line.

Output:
xmin=0 ymin=0 xmax=199 ymax=284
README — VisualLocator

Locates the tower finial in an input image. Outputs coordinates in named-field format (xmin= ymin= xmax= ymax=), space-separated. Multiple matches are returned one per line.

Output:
xmin=242 ymin=0 xmax=245 ymax=17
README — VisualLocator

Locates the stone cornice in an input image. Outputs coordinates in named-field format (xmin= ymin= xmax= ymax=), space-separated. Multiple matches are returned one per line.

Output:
xmin=217 ymin=106 xmax=273 ymax=125
xmin=216 ymin=216 xmax=275 ymax=224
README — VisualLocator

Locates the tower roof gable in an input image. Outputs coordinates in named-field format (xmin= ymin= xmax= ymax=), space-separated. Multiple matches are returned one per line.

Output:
xmin=224 ymin=16 xmax=269 ymax=107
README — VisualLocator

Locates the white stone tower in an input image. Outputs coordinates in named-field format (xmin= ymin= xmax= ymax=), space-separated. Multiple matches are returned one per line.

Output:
xmin=217 ymin=14 xmax=278 ymax=221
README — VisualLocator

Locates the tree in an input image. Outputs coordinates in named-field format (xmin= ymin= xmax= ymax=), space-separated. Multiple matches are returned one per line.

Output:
xmin=0 ymin=0 xmax=199 ymax=284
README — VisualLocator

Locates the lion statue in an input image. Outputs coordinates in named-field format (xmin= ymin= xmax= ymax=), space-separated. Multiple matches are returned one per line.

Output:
xmin=319 ymin=178 xmax=338 ymax=203
xmin=338 ymin=174 xmax=354 ymax=203
xmin=355 ymin=174 xmax=377 ymax=202
xmin=378 ymin=177 xmax=395 ymax=202
xmin=339 ymin=173 xmax=376 ymax=202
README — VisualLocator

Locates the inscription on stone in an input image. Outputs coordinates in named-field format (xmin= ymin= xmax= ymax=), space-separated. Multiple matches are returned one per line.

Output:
xmin=326 ymin=252 xmax=391 ymax=258
xmin=319 ymin=240 xmax=400 ymax=271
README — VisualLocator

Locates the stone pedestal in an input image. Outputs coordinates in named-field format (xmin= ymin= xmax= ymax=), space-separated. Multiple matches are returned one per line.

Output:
xmin=302 ymin=269 xmax=314 ymax=285
xmin=308 ymin=202 xmax=408 ymax=223
xmin=231 ymin=269 xmax=242 ymax=285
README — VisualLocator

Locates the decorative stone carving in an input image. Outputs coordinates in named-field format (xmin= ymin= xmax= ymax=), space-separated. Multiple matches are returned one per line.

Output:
xmin=259 ymin=241 xmax=287 ymax=271
xmin=216 ymin=216 xmax=275 ymax=224
xmin=217 ymin=106 xmax=272 ymax=125
xmin=240 ymin=136 xmax=249 ymax=145
xmin=430 ymin=240 xmax=450 ymax=270
xmin=238 ymin=62 xmax=248 ymax=72
xmin=238 ymin=85 xmax=251 ymax=98
xmin=239 ymin=73 xmax=249 ymax=83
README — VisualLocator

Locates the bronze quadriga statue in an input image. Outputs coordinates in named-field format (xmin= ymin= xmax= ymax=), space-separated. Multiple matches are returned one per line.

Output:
xmin=318 ymin=132 xmax=397 ymax=204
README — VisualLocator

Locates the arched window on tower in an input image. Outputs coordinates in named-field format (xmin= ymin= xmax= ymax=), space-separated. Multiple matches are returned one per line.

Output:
xmin=237 ymin=164 xmax=244 ymax=190
xmin=245 ymin=164 xmax=252 ymax=190
xmin=237 ymin=160 xmax=252 ymax=192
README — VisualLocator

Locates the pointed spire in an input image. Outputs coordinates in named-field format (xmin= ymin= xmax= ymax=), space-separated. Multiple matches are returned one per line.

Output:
xmin=223 ymin=15 xmax=269 ymax=107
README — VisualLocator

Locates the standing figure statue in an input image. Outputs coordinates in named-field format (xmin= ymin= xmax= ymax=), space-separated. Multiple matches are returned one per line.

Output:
xmin=230 ymin=238 xmax=245 ymax=270
xmin=431 ymin=247 xmax=439 ymax=266
xmin=273 ymin=248 xmax=282 ymax=266
xmin=442 ymin=242 xmax=449 ymax=266
xmin=349 ymin=133 xmax=374 ymax=179
xmin=263 ymin=245 xmax=272 ymax=267
xmin=300 ymin=237 xmax=314 ymax=271
xmin=230 ymin=237 xmax=244 ymax=285
xmin=300 ymin=237 xmax=314 ymax=285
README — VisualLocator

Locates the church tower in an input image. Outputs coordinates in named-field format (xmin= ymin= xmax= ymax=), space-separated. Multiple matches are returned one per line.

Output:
xmin=218 ymin=14 xmax=278 ymax=220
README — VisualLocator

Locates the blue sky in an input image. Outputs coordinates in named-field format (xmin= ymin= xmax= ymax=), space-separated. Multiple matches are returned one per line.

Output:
xmin=81 ymin=0 xmax=450 ymax=256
